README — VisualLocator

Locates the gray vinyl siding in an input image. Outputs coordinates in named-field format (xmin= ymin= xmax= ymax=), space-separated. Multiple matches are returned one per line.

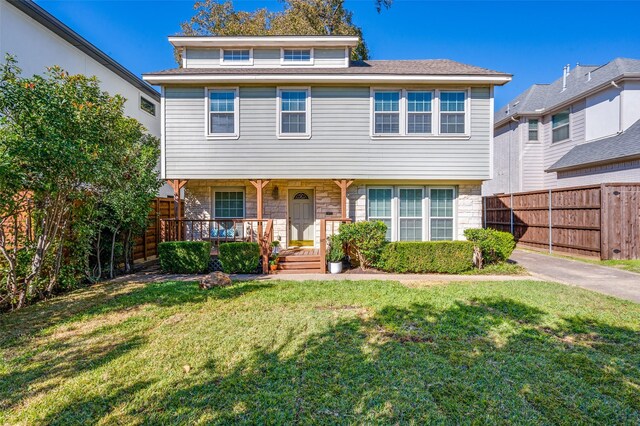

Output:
xmin=543 ymin=99 xmax=586 ymax=188
xmin=521 ymin=121 xmax=544 ymax=191
xmin=483 ymin=122 xmax=518 ymax=195
xmin=184 ymin=48 xmax=346 ymax=68
xmin=164 ymin=86 xmax=492 ymax=180
xmin=556 ymin=159 xmax=640 ymax=186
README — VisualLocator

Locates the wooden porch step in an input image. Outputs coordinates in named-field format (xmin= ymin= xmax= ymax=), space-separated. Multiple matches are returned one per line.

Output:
xmin=275 ymin=268 xmax=323 ymax=274
xmin=277 ymin=255 xmax=321 ymax=263
xmin=277 ymin=261 xmax=323 ymax=270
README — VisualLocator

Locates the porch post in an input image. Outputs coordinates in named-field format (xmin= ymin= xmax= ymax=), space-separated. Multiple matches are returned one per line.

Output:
xmin=167 ymin=179 xmax=188 ymax=241
xmin=333 ymin=180 xmax=354 ymax=219
xmin=249 ymin=179 xmax=270 ymax=220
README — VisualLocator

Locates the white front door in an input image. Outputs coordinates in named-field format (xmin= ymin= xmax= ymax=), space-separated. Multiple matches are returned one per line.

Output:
xmin=289 ymin=189 xmax=314 ymax=246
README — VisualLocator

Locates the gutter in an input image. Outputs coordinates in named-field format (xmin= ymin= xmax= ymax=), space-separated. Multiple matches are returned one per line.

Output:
xmin=8 ymin=0 xmax=160 ymax=101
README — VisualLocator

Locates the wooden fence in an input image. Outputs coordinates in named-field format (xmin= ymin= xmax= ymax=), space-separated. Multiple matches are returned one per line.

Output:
xmin=483 ymin=183 xmax=640 ymax=260
xmin=132 ymin=198 xmax=183 ymax=262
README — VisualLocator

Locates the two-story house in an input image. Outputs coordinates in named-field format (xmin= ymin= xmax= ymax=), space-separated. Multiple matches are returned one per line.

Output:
xmin=484 ymin=58 xmax=640 ymax=195
xmin=143 ymin=36 xmax=511 ymax=270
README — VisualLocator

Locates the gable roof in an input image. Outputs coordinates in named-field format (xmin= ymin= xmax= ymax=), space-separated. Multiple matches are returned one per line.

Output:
xmin=8 ymin=0 xmax=159 ymax=101
xmin=495 ymin=58 xmax=640 ymax=127
xmin=547 ymin=119 xmax=640 ymax=172
xmin=143 ymin=59 xmax=512 ymax=85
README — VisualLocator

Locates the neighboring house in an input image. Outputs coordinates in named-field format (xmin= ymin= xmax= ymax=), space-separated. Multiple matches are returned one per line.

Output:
xmin=0 ymin=0 xmax=172 ymax=196
xmin=143 ymin=35 xmax=511 ymax=269
xmin=484 ymin=58 xmax=640 ymax=195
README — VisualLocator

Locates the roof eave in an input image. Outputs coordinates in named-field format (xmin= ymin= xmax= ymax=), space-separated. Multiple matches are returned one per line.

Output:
xmin=546 ymin=153 xmax=640 ymax=173
xmin=142 ymin=73 xmax=512 ymax=85
xmin=168 ymin=36 xmax=360 ymax=48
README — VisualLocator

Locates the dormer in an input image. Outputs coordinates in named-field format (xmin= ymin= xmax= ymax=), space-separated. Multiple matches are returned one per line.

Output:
xmin=171 ymin=36 xmax=359 ymax=69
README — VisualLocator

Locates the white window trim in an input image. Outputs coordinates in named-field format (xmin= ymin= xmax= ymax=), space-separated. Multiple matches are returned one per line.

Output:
xmin=276 ymin=86 xmax=312 ymax=139
xmin=366 ymin=186 xmax=394 ymax=241
xmin=219 ymin=48 xmax=254 ymax=66
xmin=370 ymin=88 xmax=403 ymax=137
xmin=365 ymin=185 xmax=459 ymax=242
xmin=428 ymin=186 xmax=457 ymax=242
xmin=527 ymin=118 xmax=540 ymax=142
xmin=280 ymin=48 xmax=314 ymax=66
xmin=551 ymin=108 xmax=571 ymax=143
xmin=205 ymin=87 xmax=240 ymax=140
xmin=397 ymin=186 xmax=425 ymax=242
xmin=211 ymin=187 xmax=246 ymax=219
xmin=438 ymin=90 xmax=470 ymax=137
xmin=370 ymin=88 xmax=470 ymax=139
xmin=405 ymin=90 xmax=435 ymax=136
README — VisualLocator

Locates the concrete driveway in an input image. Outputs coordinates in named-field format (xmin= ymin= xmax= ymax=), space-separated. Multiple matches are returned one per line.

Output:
xmin=510 ymin=249 xmax=640 ymax=303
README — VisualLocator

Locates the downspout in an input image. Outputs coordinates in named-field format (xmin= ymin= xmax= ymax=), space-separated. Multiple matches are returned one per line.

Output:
xmin=509 ymin=116 xmax=519 ymax=193
xmin=611 ymin=80 xmax=623 ymax=133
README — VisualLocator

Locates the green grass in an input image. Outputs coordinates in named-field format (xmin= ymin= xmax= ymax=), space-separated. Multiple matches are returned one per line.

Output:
xmin=463 ymin=261 xmax=526 ymax=275
xmin=601 ymin=259 xmax=640 ymax=274
xmin=1 ymin=278 xmax=639 ymax=424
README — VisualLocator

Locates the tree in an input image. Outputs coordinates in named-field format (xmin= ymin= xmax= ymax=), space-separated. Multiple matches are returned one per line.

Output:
xmin=0 ymin=56 xmax=161 ymax=309
xmin=179 ymin=0 xmax=392 ymax=61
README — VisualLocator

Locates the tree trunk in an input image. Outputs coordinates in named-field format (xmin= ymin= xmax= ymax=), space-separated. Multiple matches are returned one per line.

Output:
xmin=109 ymin=226 xmax=119 ymax=279
xmin=95 ymin=231 xmax=102 ymax=280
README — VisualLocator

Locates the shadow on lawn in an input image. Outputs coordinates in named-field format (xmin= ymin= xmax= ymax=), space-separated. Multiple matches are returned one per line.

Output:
xmin=0 ymin=280 xmax=273 ymax=350
xmin=47 ymin=298 xmax=635 ymax=424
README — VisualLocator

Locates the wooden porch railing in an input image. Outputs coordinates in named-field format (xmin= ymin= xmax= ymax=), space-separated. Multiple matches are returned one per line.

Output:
xmin=319 ymin=218 xmax=352 ymax=273
xmin=160 ymin=218 xmax=274 ymax=273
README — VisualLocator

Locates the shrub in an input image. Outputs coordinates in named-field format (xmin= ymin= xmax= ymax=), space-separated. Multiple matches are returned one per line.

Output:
xmin=379 ymin=241 xmax=474 ymax=274
xmin=219 ymin=242 xmax=260 ymax=274
xmin=464 ymin=228 xmax=515 ymax=264
xmin=326 ymin=234 xmax=345 ymax=263
xmin=337 ymin=221 xmax=387 ymax=269
xmin=158 ymin=241 xmax=211 ymax=274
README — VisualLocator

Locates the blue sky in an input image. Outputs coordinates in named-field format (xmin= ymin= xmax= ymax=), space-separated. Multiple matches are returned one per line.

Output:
xmin=37 ymin=0 xmax=640 ymax=109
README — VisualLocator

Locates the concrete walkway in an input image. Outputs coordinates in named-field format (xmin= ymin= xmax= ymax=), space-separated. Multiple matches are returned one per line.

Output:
xmin=233 ymin=272 xmax=538 ymax=284
xmin=510 ymin=250 xmax=640 ymax=303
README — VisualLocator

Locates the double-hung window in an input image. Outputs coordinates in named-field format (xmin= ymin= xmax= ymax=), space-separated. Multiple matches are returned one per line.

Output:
xmin=221 ymin=49 xmax=252 ymax=65
xmin=430 ymin=188 xmax=454 ymax=241
xmin=207 ymin=88 xmax=238 ymax=137
xmin=407 ymin=91 xmax=433 ymax=134
xmin=440 ymin=91 xmax=466 ymax=134
xmin=367 ymin=188 xmax=393 ymax=241
xmin=399 ymin=188 xmax=423 ymax=241
xmin=528 ymin=119 xmax=539 ymax=141
xmin=373 ymin=91 xmax=400 ymax=135
xmin=212 ymin=189 xmax=245 ymax=238
xmin=278 ymin=88 xmax=310 ymax=138
xmin=282 ymin=49 xmax=312 ymax=64
xmin=552 ymin=109 xmax=570 ymax=142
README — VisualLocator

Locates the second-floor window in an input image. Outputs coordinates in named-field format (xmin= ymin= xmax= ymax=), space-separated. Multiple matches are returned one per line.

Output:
xmin=407 ymin=91 xmax=433 ymax=134
xmin=374 ymin=91 xmax=401 ymax=134
xmin=552 ymin=109 xmax=570 ymax=142
xmin=440 ymin=91 xmax=466 ymax=134
xmin=282 ymin=49 xmax=312 ymax=64
xmin=278 ymin=88 xmax=311 ymax=138
xmin=208 ymin=88 xmax=238 ymax=138
xmin=528 ymin=119 xmax=539 ymax=141
xmin=221 ymin=49 xmax=251 ymax=64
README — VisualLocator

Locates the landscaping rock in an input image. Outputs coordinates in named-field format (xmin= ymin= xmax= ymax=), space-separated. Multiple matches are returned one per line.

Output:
xmin=199 ymin=271 xmax=232 ymax=289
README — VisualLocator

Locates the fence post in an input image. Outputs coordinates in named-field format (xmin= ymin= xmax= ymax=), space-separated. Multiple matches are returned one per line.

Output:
xmin=548 ymin=189 xmax=553 ymax=253
xmin=509 ymin=193 xmax=514 ymax=235
xmin=483 ymin=197 xmax=487 ymax=228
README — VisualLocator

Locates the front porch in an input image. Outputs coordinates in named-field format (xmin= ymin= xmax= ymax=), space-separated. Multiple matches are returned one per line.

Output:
xmin=161 ymin=178 xmax=354 ymax=273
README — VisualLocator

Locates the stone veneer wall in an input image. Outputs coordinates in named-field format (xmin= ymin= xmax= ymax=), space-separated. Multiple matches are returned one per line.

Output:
xmin=186 ymin=180 xmax=482 ymax=246
xmin=185 ymin=179 xmax=342 ymax=248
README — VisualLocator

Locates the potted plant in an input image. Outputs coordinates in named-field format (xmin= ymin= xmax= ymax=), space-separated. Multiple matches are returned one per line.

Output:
xmin=269 ymin=255 xmax=279 ymax=272
xmin=326 ymin=235 xmax=345 ymax=274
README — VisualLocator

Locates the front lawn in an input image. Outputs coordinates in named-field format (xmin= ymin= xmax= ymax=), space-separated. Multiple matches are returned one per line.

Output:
xmin=1 ymin=278 xmax=639 ymax=424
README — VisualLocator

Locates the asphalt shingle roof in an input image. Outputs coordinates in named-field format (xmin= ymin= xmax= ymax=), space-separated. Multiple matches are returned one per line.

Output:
xmin=496 ymin=58 xmax=640 ymax=124
xmin=547 ymin=119 xmax=640 ymax=172
xmin=145 ymin=59 xmax=510 ymax=76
